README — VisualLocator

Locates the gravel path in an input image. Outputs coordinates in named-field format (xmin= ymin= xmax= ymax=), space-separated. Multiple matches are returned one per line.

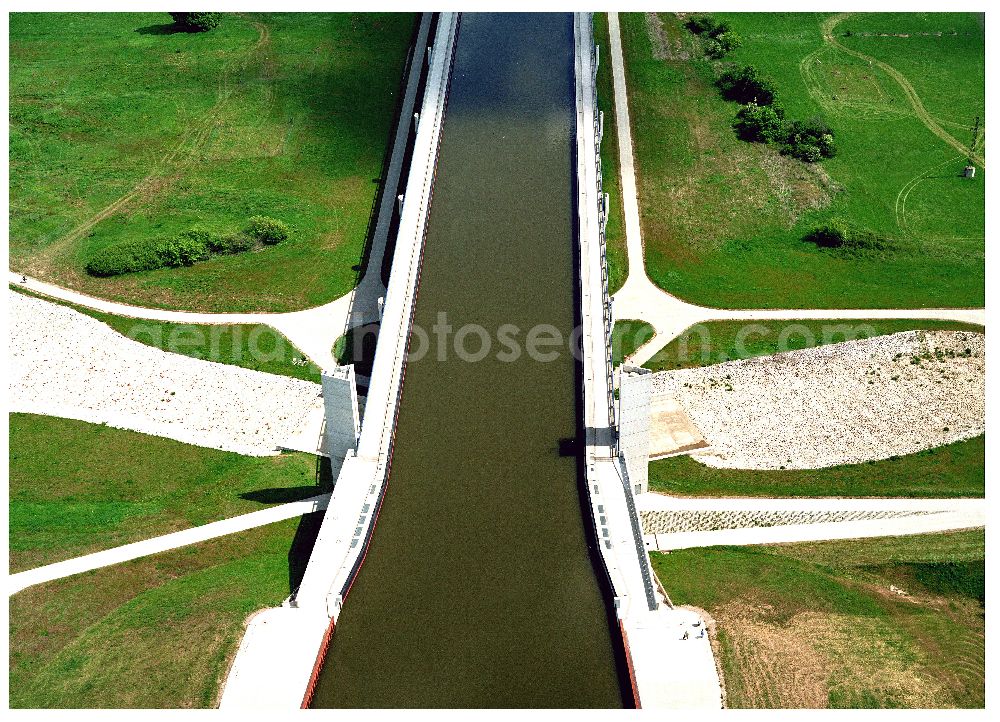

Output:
xmin=9 ymin=291 xmax=323 ymax=456
xmin=651 ymin=330 xmax=984 ymax=469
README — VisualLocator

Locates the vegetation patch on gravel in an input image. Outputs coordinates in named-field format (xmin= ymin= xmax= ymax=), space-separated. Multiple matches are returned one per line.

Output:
xmin=649 ymin=434 xmax=984 ymax=498
xmin=9 ymin=413 xmax=329 ymax=572
xmin=651 ymin=529 xmax=985 ymax=708
xmin=9 ymin=515 xmax=323 ymax=708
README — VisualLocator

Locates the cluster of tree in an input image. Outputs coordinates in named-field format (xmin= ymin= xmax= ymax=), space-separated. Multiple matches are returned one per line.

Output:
xmin=717 ymin=65 xmax=836 ymax=163
xmin=169 ymin=12 xmax=222 ymax=33
xmin=86 ymin=216 xmax=289 ymax=277
xmin=684 ymin=14 xmax=742 ymax=59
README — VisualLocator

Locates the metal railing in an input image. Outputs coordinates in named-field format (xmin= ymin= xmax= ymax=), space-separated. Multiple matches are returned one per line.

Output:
xmin=590 ymin=26 xmax=618 ymax=456
xmin=338 ymin=13 xmax=461 ymax=602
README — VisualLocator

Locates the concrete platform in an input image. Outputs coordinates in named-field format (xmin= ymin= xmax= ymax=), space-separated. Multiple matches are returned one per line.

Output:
xmin=648 ymin=395 xmax=708 ymax=459
xmin=218 ymin=607 xmax=329 ymax=709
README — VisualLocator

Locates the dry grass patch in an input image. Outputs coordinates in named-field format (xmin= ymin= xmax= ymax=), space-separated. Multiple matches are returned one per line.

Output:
xmin=651 ymin=531 xmax=984 ymax=708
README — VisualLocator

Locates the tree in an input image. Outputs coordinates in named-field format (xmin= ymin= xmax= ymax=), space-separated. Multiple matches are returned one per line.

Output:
xmin=169 ymin=12 xmax=222 ymax=32
xmin=733 ymin=101 xmax=784 ymax=143
xmin=716 ymin=65 xmax=777 ymax=105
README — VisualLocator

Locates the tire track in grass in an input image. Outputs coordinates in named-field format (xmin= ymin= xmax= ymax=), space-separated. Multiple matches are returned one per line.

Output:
xmin=25 ymin=17 xmax=273 ymax=277
xmin=894 ymin=153 xmax=964 ymax=237
xmin=821 ymin=13 xmax=985 ymax=168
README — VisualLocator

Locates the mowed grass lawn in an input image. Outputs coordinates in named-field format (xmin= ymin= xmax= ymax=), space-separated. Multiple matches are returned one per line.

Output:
xmin=652 ymin=530 xmax=985 ymax=708
xmin=10 ymin=413 xmax=329 ymax=572
xmin=622 ymin=12 xmax=984 ymax=309
xmin=642 ymin=318 xmax=984 ymax=371
xmin=9 ymin=12 xmax=414 ymax=312
xmin=9 ymin=515 xmax=323 ymax=708
xmin=649 ymin=434 xmax=984 ymax=498
xmin=12 ymin=285 xmax=322 ymax=383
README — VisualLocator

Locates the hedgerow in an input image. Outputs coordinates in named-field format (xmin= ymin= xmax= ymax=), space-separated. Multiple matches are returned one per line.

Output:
xmin=85 ymin=216 xmax=290 ymax=277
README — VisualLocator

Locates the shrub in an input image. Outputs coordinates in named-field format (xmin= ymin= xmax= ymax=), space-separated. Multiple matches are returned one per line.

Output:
xmin=805 ymin=221 xmax=894 ymax=256
xmin=733 ymin=101 xmax=784 ymax=143
xmin=780 ymin=116 xmax=836 ymax=161
xmin=685 ymin=15 xmax=720 ymax=35
xmin=85 ymin=239 xmax=168 ymax=277
xmin=85 ymin=233 xmax=209 ymax=277
xmin=213 ymin=233 xmax=255 ymax=254
xmin=706 ymin=31 xmax=742 ymax=58
xmin=716 ymin=65 xmax=777 ymax=105
xmin=245 ymin=216 xmax=289 ymax=245
xmin=160 ymin=234 xmax=209 ymax=267
xmin=179 ymin=228 xmax=219 ymax=249
xmin=169 ymin=12 xmax=222 ymax=32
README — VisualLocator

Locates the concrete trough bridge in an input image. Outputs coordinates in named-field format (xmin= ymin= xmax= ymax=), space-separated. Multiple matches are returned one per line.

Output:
xmin=221 ymin=12 xmax=678 ymax=709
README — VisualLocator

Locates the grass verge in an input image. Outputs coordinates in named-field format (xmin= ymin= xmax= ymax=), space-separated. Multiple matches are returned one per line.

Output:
xmin=612 ymin=318 xmax=655 ymax=366
xmin=9 ymin=515 xmax=323 ymax=708
xmin=649 ymin=434 xmax=984 ymax=498
xmin=643 ymin=318 xmax=984 ymax=372
xmin=651 ymin=529 xmax=985 ymax=708
xmin=10 ymin=413 xmax=329 ymax=572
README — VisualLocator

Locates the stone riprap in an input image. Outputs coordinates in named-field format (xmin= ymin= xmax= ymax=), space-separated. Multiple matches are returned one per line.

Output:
xmin=9 ymin=291 xmax=322 ymax=456
xmin=641 ymin=508 xmax=927 ymax=535
xmin=651 ymin=331 xmax=984 ymax=470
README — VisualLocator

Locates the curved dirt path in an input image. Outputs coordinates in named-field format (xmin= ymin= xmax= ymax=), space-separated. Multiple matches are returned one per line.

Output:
xmin=822 ymin=13 xmax=985 ymax=168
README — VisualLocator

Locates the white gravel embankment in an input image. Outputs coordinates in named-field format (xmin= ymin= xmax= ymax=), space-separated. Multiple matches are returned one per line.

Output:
xmin=9 ymin=291 xmax=323 ymax=456
xmin=651 ymin=330 xmax=984 ymax=470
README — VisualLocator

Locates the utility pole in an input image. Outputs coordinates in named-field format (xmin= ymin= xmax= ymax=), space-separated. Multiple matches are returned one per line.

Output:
xmin=964 ymin=115 xmax=980 ymax=178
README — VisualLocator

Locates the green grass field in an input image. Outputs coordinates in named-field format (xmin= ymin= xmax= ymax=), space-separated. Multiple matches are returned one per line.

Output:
xmin=9 ymin=12 xmax=413 ymax=312
xmin=622 ymin=12 xmax=984 ymax=309
xmin=594 ymin=14 xmax=628 ymax=295
xmin=649 ymin=434 xmax=984 ymax=498
xmin=9 ymin=413 xmax=329 ymax=572
xmin=611 ymin=319 xmax=655 ymax=366
xmin=9 ymin=515 xmax=322 ymax=708
xmin=12 ymin=285 xmax=322 ymax=382
xmin=642 ymin=318 xmax=984 ymax=371
xmin=652 ymin=530 xmax=985 ymax=708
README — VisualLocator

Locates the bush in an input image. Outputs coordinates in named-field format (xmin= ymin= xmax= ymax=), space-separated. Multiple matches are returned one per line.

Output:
xmin=85 ymin=233 xmax=209 ymax=277
xmin=780 ymin=116 xmax=836 ymax=162
xmin=733 ymin=101 xmax=784 ymax=143
xmin=805 ymin=221 xmax=894 ymax=256
xmin=685 ymin=15 xmax=720 ymax=35
xmin=169 ymin=12 xmax=222 ymax=32
xmin=706 ymin=31 xmax=742 ymax=58
xmin=245 ymin=216 xmax=289 ymax=245
xmin=716 ymin=65 xmax=777 ymax=105
xmin=160 ymin=234 xmax=209 ymax=267
xmin=212 ymin=233 xmax=255 ymax=254
xmin=85 ymin=239 xmax=168 ymax=277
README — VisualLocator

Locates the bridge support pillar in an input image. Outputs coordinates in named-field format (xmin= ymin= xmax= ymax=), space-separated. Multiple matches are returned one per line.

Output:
xmin=618 ymin=366 xmax=652 ymax=494
xmin=322 ymin=366 xmax=360 ymax=468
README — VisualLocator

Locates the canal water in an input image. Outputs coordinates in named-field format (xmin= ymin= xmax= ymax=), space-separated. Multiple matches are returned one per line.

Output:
xmin=310 ymin=13 xmax=626 ymax=708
